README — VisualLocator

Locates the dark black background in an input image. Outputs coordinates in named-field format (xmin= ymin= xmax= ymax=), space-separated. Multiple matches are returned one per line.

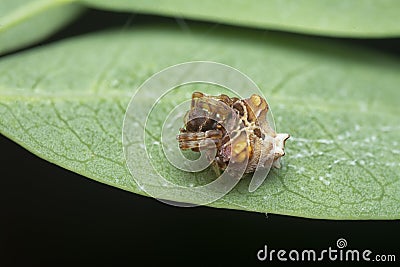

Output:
xmin=1 ymin=9 xmax=399 ymax=266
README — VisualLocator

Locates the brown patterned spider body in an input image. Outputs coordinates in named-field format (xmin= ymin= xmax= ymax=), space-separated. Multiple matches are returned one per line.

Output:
xmin=177 ymin=92 xmax=289 ymax=174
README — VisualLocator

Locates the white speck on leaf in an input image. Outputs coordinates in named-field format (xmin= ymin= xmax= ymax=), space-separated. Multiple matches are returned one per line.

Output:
xmin=110 ymin=79 xmax=120 ymax=88
xmin=296 ymin=166 xmax=305 ymax=174
xmin=319 ymin=176 xmax=331 ymax=186
xmin=365 ymin=152 xmax=374 ymax=158
xmin=348 ymin=160 xmax=357 ymax=166
xmin=391 ymin=149 xmax=400 ymax=155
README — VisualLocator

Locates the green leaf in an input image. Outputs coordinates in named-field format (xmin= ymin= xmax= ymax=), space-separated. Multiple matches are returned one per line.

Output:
xmin=80 ymin=0 xmax=400 ymax=38
xmin=0 ymin=24 xmax=399 ymax=219
xmin=0 ymin=0 xmax=83 ymax=55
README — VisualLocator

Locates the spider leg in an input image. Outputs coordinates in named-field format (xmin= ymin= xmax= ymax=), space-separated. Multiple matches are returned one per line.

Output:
xmin=176 ymin=130 xmax=222 ymax=150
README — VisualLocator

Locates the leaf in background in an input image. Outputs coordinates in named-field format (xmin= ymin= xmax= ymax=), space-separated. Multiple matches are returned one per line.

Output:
xmin=80 ymin=0 xmax=400 ymax=38
xmin=0 ymin=0 xmax=83 ymax=55
xmin=0 ymin=24 xmax=399 ymax=219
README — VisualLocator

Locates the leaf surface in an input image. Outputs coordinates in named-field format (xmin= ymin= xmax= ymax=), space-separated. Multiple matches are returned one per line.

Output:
xmin=81 ymin=0 xmax=400 ymax=37
xmin=0 ymin=24 xmax=399 ymax=219
xmin=0 ymin=0 xmax=83 ymax=54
